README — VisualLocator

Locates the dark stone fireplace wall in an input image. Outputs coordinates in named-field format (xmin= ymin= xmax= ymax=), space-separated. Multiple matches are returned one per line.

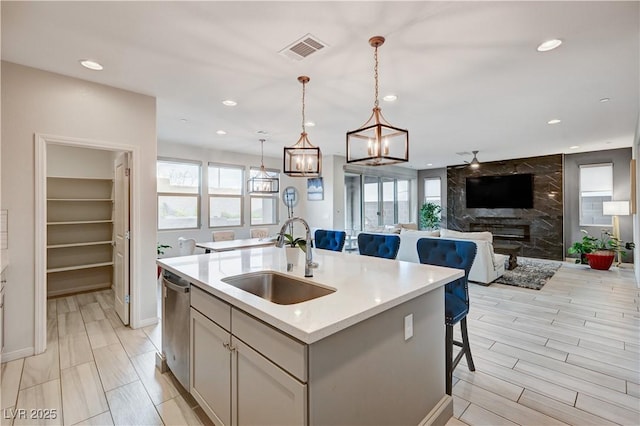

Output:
xmin=447 ymin=154 xmax=563 ymax=260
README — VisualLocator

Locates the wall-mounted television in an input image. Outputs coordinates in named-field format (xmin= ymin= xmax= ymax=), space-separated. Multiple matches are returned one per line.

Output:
xmin=466 ymin=174 xmax=534 ymax=209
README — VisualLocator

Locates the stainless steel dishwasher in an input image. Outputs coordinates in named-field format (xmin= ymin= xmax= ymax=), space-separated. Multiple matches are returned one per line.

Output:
xmin=162 ymin=269 xmax=190 ymax=390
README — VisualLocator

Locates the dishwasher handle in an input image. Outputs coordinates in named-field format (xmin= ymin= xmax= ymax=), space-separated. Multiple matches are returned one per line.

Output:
xmin=163 ymin=277 xmax=190 ymax=294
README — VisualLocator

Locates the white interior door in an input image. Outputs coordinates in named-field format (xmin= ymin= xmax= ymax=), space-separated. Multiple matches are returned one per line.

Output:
xmin=114 ymin=152 xmax=130 ymax=325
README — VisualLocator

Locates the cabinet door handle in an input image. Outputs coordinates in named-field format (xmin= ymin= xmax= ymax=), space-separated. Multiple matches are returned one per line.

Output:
xmin=223 ymin=342 xmax=230 ymax=349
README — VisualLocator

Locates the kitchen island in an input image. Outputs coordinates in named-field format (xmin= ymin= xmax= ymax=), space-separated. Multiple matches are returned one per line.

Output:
xmin=157 ymin=246 xmax=463 ymax=426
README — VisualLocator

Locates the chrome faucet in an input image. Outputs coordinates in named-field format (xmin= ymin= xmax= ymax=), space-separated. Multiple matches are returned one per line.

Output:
xmin=276 ymin=217 xmax=314 ymax=277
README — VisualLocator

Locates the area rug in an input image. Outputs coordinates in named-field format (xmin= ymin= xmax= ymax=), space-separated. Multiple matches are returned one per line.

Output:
xmin=493 ymin=258 xmax=562 ymax=290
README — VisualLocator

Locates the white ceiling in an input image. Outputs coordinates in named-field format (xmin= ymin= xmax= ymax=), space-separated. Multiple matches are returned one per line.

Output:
xmin=2 ymin=1 xmax=638 ymax=169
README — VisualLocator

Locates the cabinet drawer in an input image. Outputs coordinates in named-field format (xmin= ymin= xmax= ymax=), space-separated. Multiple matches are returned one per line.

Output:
xmin=233 ymin=338 xmax=307 ymax=425
xmin=191 ymin=286 xmax=231 ymax=332
xmin=232 ymin=308 xmax=307 ymax=382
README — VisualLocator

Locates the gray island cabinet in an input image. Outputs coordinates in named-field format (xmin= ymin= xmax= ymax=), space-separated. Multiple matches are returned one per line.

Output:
xmin=158 ymin=247 xmax=462 ymax=426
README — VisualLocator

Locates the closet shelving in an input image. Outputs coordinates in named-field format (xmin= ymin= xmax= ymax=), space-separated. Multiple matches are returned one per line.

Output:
xmin=46 ymin=177 xmax=114 ymax=296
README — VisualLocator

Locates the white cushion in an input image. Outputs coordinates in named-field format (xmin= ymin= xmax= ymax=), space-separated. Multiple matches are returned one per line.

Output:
xmin=396 ymin=230 xmax=506 ymax=284
xmin=398 ymin=222 xmax=418 ymax=230
xmin=400 ymin=228 xmax=440 ymax=237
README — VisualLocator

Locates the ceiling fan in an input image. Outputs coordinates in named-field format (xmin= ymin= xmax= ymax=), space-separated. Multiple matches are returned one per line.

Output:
xmin=451 ymin=150 xmax=481 ymax=169
xmin=466 ymin=150 xmax=481 ymax=168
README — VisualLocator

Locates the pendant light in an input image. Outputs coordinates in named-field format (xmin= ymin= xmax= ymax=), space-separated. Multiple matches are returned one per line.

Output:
xmin=248 ymin=139 xmax=279 ymax=194
xmin=283 ymin=76 xmax=322 ymax=177
xmin=346 ymin=36 xmax=408 ymax=166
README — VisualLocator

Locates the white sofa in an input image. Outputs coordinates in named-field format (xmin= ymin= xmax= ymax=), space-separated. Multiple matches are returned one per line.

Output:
xmin=395 ymin=228 xmax=508 ymax=284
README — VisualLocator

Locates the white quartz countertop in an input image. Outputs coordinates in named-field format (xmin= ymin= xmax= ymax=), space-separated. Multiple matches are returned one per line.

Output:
xmin=157 ymin=247 xmax=463 ymax=344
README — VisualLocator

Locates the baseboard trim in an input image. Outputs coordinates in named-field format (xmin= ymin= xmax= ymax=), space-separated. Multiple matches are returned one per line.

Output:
xmin=135 ymin=316 xmax=159 ymax=329
xmin=419 ymin=394 xmax=453 ymax=426
xmin=1 ymin=346 xmax=35 ymax=363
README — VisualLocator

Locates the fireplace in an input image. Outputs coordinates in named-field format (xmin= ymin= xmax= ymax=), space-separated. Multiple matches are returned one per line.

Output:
xmin=470 ymin=222 xmax=530 ymax=242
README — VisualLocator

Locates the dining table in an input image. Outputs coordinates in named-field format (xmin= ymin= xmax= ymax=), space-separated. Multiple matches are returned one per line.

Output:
xmin=196 ymin=237 xmax=276 ymax=253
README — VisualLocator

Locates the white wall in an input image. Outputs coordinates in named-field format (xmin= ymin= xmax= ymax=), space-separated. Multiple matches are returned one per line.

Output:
xmin=47 ymin=144 xmax=114 ymax=178
xmin=1 ymin=61 xmax=157 ymax=359
xmin=305 ymin=155 xmax=335 ymax=230
xmin=634 ymin=115 xmax=640 ymax=285
xmin=157 ymin=141 xmax=309 ymax=257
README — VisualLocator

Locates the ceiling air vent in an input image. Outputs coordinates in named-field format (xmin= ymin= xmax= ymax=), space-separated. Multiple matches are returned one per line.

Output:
xmin=279 ymin=34 xmax=328 ymax=61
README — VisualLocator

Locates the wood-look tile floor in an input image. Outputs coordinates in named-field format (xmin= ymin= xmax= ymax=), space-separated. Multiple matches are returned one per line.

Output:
xmin=448 ymin=262 xmax=640 ymax=426
xmin=1 ymin=263 xmax=639 ymax=425
xmin=1 ymin=289 xmax=211 ymax=426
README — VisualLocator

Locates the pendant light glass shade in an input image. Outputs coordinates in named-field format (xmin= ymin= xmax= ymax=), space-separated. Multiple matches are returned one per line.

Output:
xmin=248 ymin=139 xmax=279 ymax=194
xmin=283 ymin=76 xmax=322 ymax=177
xmin=346 ymin=36 xmax=408 ymax=166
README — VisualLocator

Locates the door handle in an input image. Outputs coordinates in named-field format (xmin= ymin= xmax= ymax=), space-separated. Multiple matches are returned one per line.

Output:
xmin=162 ymin=278 xmax=190 ymax=293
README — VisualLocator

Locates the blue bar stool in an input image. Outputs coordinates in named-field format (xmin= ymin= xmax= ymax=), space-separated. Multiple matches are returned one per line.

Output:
xmin=314 ymin=229 xmax=346 ymax=252
xmin=357 ymin=233 xmax=400 ymax=259
xmin=416 ymin=238 xmax=477 ymax=395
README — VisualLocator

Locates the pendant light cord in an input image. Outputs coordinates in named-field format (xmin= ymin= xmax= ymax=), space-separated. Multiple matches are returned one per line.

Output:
xmin=374 ymin=44 xmax=379 ymax=108
xmin=301 ymin=80 xmax=307 ymax=133
xmin=260 ymin=139 xmax=265 ymax=169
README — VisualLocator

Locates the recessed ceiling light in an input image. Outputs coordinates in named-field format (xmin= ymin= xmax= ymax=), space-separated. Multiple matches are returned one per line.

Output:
xmin=427 ymin=163 xmax=433 ymax=167
xmin=569 ymin=145 xmax=580 ymax=149
xmin=305 ymin=121 xmax=316 ymax=127
xmin=547 ymin=119 xmax=562 ymax=125
xmin=216 ymin=130 xmax=227 ymax=135
xmin=79 ymin=59 xmax=103 ymax=71
xmin=537 ymin=39 xmax=562 ymax=52
xmin=222 ymin=100 xmax=237 ymax=106
xmin=383 ymin=94 xmax=397 ymax=102
xmin=180 ymin=118 xmax=188 ymax=123
xmin=599 ymin=97 xmax=610 ymax=103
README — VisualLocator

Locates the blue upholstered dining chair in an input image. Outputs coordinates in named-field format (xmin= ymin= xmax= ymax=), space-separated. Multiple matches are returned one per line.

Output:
xmin=314 ymin=229 xmax=346 ymax=252
xmin=416 ymin=238 xmax=477 ymax=396
xmin=357 ymin=233 xmax=400 ymax=259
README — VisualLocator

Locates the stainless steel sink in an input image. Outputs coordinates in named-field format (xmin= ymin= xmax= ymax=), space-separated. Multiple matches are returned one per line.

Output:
xmin=221 ymin=271 xmax=335 ymax=305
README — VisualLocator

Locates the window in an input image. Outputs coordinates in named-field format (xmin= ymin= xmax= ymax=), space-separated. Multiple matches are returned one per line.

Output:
xmin=397 ymin=179 xmax=411 ymax=223
xmin=209 ymin=164 xmax=243 ymax=227
xmin=344 ymin=174 xmax=362 ymax=232
xmin=359 ymin=175 xmax=414 ymax=229
xmin=424 ymin=177 xmax=441 ymax=206
xmin=157 ymin=159 xmax=201 ymax=230
xmin=579 ymin=164 xmax=613 ymax=226
xmin=249 ymin=167 xmax=279 ymax=225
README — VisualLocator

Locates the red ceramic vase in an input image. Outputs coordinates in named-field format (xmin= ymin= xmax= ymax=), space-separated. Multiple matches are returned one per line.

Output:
xmin=586 ymin=252 xmax=615 ymax=270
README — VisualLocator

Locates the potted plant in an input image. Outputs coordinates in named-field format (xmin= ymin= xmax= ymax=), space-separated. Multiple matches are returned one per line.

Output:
xmin=570 ymin=230 xmax=635 ymax=270
xmin=587 ymin=230 xmax=635 ymax=270
xmin=157 ymin=243 xmax=171 ymax=278
xmin=283 ymin=234 xmax=306 ymax=266
xmin=419 ymin=202 xmax=442 ymax=230
xmin=567 ymin=230 xmax=597 ymax=264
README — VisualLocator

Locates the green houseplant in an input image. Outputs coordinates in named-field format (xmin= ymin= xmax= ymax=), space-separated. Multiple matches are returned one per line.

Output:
xmin=419 ymin=202 xmax=442 ymax=230
xmin=283 ymin=234 xmax=306 ymax=266
xmin=283 ymin=234 xmax=307 ymax=252
xmin=568 ymin=230 xmax=635 ymax=269
xmin=157 ymin=243 xmax=171 ymax=278
xmin=157 ymin=243 xmax=171 ymax=256
xmin=567 ymin=230 xmax=597 ymax=264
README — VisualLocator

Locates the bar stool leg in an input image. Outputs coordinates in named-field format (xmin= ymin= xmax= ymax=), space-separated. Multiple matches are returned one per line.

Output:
xmin=445 ymin=324 xmax=453 ymax=395
xmin=460 ymin=317 xmax=475 ymax=371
